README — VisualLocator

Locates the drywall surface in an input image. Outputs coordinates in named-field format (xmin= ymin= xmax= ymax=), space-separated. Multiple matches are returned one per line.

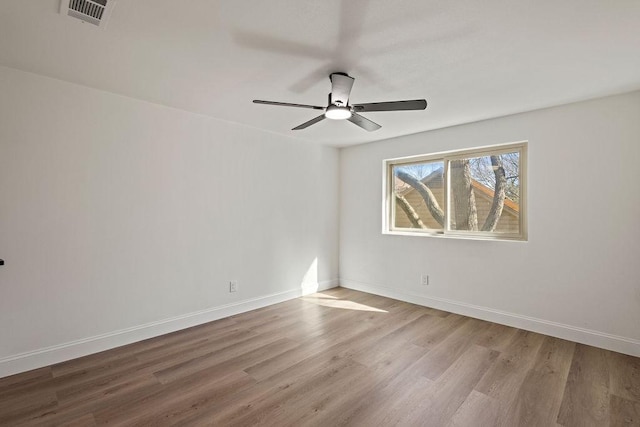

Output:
xmin=0 ymin=66 xmax=339 ymax=376
xmin=340 ymin=91 xmax=640 ymax=355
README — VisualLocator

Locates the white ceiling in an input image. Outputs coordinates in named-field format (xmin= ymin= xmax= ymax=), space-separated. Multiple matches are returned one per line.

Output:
xmin=1 ymin=1 xmax=639 ymax=147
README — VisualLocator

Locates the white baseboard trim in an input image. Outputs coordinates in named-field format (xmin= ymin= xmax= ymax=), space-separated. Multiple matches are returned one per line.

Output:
xmin=340 ymin=279 xmax=640 ymax=358
xmin=0 ymin=279 xmax=338 ymax=379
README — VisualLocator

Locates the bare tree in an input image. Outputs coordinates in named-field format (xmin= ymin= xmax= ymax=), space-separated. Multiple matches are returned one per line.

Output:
xmin=395 ymin=154 xmax=514 ymax=231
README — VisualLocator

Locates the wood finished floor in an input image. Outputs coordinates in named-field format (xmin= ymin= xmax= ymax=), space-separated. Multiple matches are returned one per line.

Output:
xmin=1 ymin=288 xmax=639 ymax=426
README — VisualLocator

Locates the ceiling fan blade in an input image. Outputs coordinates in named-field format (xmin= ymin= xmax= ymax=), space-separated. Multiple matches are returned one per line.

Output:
xmin=348 ymin=113 xmax=381 ymax=132
xmin=292 ymin=114 xmax=326 ymax=130
xmin=330 ymin=73 xmax=355 ymax=106
xmin=353 ymin=99 xmax=427 ymax=112
xmin=253 ymin=100 xmax=325 ymax=110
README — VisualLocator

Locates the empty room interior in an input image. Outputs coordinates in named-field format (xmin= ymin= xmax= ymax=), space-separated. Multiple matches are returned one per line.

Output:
xmin=1 ymin=1 xmax=640 ymax=426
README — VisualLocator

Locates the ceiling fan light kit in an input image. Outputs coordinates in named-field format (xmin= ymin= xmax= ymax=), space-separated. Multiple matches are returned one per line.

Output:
xmin=253 ymin=73 xmax=427 ymax=132
xmin=324 ymin=105 xmax=352 ymax=120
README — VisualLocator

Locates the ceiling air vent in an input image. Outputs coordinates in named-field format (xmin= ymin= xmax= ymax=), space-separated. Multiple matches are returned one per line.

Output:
xmin=60 ymin=0 xmax=116 ymax=27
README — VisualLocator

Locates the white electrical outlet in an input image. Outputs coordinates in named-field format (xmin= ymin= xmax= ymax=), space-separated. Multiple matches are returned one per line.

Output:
xmin=229 ymin=280 xmax=238 ymax=293
xmin=421 ymin=274 xmax=429 ymax=286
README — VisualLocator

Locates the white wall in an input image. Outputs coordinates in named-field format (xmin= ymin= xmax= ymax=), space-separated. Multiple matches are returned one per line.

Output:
xmin=0 ymin=66 xmax=339 ymax=377
xmin=340 ymin=91 xmax=640 ymax=356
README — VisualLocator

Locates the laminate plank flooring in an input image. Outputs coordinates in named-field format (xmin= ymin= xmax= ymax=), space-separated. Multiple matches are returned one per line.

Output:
xmin=1 ymin=287 xmax=639 ymax=426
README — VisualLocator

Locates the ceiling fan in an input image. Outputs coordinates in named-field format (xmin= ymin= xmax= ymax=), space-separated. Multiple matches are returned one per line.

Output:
xmin=253 ymin=73 xmax=427 ymax=132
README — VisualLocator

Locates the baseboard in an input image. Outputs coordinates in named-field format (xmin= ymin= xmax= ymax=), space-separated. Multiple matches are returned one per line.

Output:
xmin=0 ymin=279 xmax=339 ymax=379
xmin=340 ymin=279 xmax=640 ymax=358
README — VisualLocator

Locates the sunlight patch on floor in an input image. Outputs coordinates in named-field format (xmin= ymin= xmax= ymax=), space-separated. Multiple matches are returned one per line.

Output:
xmin=305 ymin=293 xmax=338 ymax=300
xmin=301 ymin=294 xmax=388 ymax=313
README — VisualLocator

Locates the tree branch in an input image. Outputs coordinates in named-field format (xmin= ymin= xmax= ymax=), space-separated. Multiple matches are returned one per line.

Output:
xmin=450 ymin=159 xmax=478 ymax=231
xmin=395 ymin=170 xmax=444 ymax=227
xmin=482 ymin=155 xmax=507 ymax=231
xmin=395 ymin=195 xmax=426 ymax=229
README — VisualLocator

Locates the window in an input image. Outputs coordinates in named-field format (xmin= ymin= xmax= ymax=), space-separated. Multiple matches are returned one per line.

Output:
xmin=384 ymin=142 xmax=527 ymax=241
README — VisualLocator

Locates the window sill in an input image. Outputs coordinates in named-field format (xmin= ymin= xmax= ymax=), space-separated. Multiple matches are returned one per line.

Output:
xmin=383 ymin=229 xmax=527 ymax=242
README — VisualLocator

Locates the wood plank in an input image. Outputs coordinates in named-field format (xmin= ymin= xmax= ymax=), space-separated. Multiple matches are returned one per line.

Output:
xmin=319 ymin=343 xmax=427 ymax=426
xmin=447 ymin=390 xmax=501 ymax=427
xmin=98 ymin=370 xmax=255 ymax=426
xmin=610 ymin=394 xmax=640 ymax=426
xmin=257 ymin=361 xmax=372 ymax=426
xmin=474 ymin=322 xmax=519 ymax=352
xmin=558 ymin=343 xmax=611 ymax=426
xmin=499 ymin=336 xmax=575 ymax=426
xmin=410 ymin=317 xmax=490 ymax=380
xmin=350 ymin=314 xmax=436 ymax=367
xmin=410 ymin=311 xmax=469 ymax=349
xmin=609 ymin=351 xmax=640 ymax=403
xmin=58 ymin=413 xmax=97 ymax=427
xmin=0 ymin=367 xmax=52 ymax=392
xmin=154 ymin=338 xmax=298 ymax=384
xmin=408 ymin=345 xmax=499 ymax=425
xmin=0 ymin=390 xmax=58 ymax=426
xmin=348 ymin=373 xmax=435 ymax=427
xmin=153 ymin=337 xmax=298 ymax=384
xmin=189 ymin=358 xmax=368 ymax=426
xmin=55 ymin=371 xmax=160 ymax=406
xmin=475 ymin=329 xmax=545 ymax=401
xmin=16 ymin=377 xmax=162 ymax=426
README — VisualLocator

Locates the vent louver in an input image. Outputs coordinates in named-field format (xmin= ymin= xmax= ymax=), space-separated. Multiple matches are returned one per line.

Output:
xmin=60 ymin=0 xmax=116 ymax=27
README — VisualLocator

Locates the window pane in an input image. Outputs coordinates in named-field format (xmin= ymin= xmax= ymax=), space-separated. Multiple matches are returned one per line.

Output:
xmin=448 ymin=151 xmax=520 ymax=233
xmin=392 ymin=160 xmax=445 ymax=230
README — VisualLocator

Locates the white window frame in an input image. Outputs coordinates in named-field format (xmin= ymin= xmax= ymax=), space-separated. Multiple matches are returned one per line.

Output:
xmin=383 ymin=141 xmax=527 ymax=241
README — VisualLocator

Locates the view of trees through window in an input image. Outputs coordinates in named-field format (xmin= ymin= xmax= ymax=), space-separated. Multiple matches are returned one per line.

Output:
xmin=390 ymin=144 xmax=525 ymax=239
